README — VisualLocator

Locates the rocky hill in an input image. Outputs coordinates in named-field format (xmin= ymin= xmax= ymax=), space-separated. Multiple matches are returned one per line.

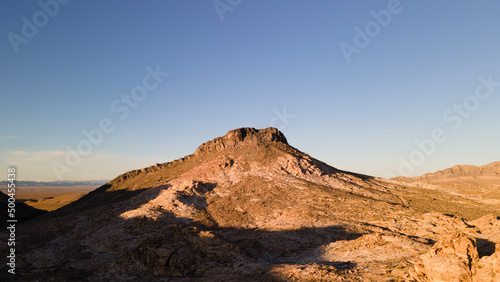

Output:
xmin=1 ymin=127 xmax=499 ymax=281
xmin=415 ymin=162 xmax=500 ymax=180
xmin=394 ymin=161 xmax=500 ymax=207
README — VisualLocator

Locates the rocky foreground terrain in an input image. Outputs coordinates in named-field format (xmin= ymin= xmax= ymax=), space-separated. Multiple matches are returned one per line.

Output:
xmin=1 ymin=127 xmax=499 ymax=281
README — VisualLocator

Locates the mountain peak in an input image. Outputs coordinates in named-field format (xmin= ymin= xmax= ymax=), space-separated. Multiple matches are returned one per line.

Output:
xmin=194 ymin=127 xmax=288 ymax=155
xmin=231 ymin=127 xmax=288 ymax=144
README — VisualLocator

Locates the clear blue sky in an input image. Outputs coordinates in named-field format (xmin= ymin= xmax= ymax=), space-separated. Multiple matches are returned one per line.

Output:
xmin=1 ymin=0 xmax=500 ymax=181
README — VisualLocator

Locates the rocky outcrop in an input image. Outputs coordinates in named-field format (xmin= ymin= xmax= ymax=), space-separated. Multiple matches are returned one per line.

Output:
xmin=410 ymin=232 xmax=500 ymax=281
xmin=194 ymin=127 xmax=288 ymax=155
xmin=475 ymin=246 xmax=500 ymax=282
xmin=130 ymin=225 xmax=237 ymax=277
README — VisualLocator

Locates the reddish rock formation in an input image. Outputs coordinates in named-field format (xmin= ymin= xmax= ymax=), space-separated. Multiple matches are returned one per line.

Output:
xmin=2 ymin=128 xmax=499 ymax=281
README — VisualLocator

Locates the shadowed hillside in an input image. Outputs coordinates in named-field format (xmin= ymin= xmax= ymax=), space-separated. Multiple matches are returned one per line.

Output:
xmin=0 ymin=191 xmax=47 ymax=226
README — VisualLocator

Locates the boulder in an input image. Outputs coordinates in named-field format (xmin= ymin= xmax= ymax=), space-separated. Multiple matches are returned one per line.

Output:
xmin=411 ymin=232 xmax=500 ymax=281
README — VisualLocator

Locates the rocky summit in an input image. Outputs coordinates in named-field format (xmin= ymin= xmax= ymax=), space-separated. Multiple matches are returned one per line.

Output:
xmin=1 ymin=127 xmax=499 ymax=281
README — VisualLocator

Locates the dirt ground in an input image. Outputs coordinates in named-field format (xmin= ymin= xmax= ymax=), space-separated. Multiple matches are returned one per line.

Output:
xmin=0 ymin=185 xmax=97 ymax=211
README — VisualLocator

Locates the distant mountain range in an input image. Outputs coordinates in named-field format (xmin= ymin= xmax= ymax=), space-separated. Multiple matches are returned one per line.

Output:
xmin=0 ymin=180 xmax=109 ymax=186
xmin=393 ymin=161 xmax=500 ymax=206
xmin=395 ymin=161 xmax=500 ymax=181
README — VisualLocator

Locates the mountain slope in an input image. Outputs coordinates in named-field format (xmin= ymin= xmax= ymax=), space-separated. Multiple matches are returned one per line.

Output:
xmin=0 ymin=191 xmax=47 ymax=226
xmin=415 ymin=162 xmax=500 ymax=180
xmin=393 ymin=161 xmax=500 ymax=206
xmin=3 ymin=127 xmax=500 ymax=281
xmin=54 ymin=127 xmax=401 ymax=217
